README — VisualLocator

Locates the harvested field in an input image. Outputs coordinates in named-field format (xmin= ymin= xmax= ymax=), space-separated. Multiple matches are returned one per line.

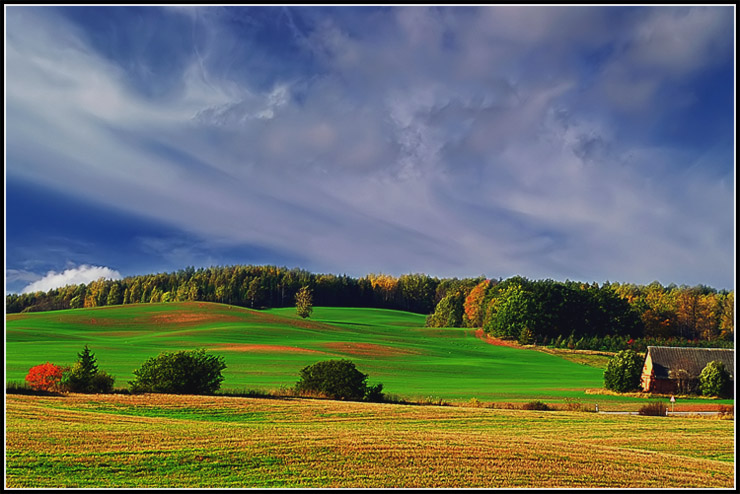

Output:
xmin=5 ymin=393 xmax=734 ymax=488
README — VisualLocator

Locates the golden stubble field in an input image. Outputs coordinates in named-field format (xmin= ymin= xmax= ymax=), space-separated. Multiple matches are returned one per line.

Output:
xmin=5 ymin=393 xmax=735 ymax=488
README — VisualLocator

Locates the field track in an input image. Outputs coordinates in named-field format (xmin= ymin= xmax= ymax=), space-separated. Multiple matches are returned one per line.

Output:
xmin=5 ymin=393 xmax=734 ymax=488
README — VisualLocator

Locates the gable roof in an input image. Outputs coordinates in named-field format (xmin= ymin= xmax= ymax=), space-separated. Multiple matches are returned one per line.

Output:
xmin=646 ymin=346 xmax=734 ymax=380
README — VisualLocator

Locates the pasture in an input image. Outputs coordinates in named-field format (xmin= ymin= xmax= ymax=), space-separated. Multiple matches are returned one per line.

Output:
xmin=7 ymin=302 xmax=608 ymax=403
xmin=5 ymin=393 xmax=734 ymax=488
xmin=5 ymin=302 xmax=733 ymax=409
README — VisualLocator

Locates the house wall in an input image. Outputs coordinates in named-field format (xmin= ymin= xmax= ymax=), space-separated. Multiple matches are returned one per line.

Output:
xmin=649 ymin=378 xmax=677 ymax=395
xmin=640 ymin=355 xmax=654 ymax=392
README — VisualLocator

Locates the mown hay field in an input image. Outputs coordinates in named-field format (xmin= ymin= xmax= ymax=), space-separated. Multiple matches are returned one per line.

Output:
xmin=5 ymin=393 xmax=734 ymax=488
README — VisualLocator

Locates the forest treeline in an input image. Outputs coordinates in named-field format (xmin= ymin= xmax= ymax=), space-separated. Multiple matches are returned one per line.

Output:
xmin=6 ymin=265 xmax=734 ymax=348
xmin=425 ymin=276 xmax=734 ymax=349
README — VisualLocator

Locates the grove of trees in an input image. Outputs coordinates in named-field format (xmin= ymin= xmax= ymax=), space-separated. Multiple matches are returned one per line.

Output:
xmin=425 ymin=277 xmax=733 ymax=350
xmin=6 ymin=265 xmax=733 ymax=349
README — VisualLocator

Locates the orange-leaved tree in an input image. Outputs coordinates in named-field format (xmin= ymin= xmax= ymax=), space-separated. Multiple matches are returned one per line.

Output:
xmin=463 ymin=280 xmax=491 ymax=328
xmin=25 ymin=362 xmax=64 ymax=392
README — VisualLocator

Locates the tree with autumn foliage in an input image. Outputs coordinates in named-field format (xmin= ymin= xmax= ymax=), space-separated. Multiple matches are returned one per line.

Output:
xmin=25 ymin=362 xmax=64 ymax=392
xmin=463 ymin=280 xmax=492 ymax=328
xmin=295 ymin=285 xmax=314 ymax=319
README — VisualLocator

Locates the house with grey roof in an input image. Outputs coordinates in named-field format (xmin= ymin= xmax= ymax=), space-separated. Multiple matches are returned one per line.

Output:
xmin=640 ymin=346 xmax=734 ymax=395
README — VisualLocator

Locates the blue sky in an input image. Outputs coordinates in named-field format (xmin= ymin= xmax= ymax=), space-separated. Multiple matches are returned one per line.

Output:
xmin=5 ymin=5 xmax=736 ymax=294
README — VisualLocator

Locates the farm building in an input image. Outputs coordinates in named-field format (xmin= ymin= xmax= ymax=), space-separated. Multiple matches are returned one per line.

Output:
xmin=640 ymin=346 xmax=734 ymax=395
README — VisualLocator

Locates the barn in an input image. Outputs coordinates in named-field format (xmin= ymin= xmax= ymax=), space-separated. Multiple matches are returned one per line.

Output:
xmin=640 ymin=346 xmax=734 ymax=395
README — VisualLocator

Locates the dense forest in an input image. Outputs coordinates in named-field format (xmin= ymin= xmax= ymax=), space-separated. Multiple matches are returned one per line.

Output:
xmin=6 ymin=265 xmax=734 ymax=350
xmin=425 ymin=276 xmax=734 ymax=351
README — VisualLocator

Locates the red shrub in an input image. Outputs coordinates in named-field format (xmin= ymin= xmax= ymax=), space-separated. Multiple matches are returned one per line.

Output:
xmin=25 ymin=362 xmax=64 ymax=392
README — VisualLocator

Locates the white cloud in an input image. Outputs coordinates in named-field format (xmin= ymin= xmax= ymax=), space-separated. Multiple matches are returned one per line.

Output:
xmin=22 ymin=265 xmax=122 ymax=294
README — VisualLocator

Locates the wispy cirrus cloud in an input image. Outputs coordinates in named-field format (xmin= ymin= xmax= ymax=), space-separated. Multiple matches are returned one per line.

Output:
xmin=5 ymin=6 xmax=735 ymax=289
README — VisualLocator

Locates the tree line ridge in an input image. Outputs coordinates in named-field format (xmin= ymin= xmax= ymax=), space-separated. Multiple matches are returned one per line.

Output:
xmin=6 ymin=265 xmax=733 ymax=348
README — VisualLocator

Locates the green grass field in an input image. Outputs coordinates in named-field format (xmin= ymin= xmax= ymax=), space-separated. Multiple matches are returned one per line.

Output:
xmin=4 ymin=302 xmax=731 ymax=408
xmin=5 ymin=393 xmax=734 ymax=488
xmin=5 ymin=302 xmax=735 ymax=488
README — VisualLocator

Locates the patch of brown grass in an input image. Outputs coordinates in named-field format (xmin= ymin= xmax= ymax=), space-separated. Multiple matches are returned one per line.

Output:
xmin=208 ymin=344 xmax=326 ymax=354
xmin=323 ymin=342 xmax=421 ymax=357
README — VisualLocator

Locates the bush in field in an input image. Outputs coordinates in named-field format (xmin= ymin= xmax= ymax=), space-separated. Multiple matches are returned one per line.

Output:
xmin=521 ymin=400 xmax=552 ymax=411
xmin=638 ymin=401 xmax=667 ymax=416
xmin=364 ymin=382 xmax=385 ymax=403
xmin=603 ymin=349 xmax=643 ymax=392
xmin=295 ymin=359 xmax=381 ymax=401
xmin=25 ymin=362 xmax=64 ymax=392
xmin=63 ymin=345 xmax=115 ymax=393
xmin=699 ymin=361 xmax=731 ymax=398
xmin=129 ymin=349 xmax=226 ymax=395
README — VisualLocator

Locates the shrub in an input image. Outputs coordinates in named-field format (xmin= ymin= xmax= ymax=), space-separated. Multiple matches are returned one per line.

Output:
xmin=25 ymin=362 xmax=64 ymax=392
xmin=295 ymin=359 xmax=370 ymax=401
xmin=364 ymin=383 xmax=385 ymax=403
xmin=468 ymin=397 xmax=482 ymax=408
xmin=638 ymin=401 xmax=667 ymax=416
xmin=717 ymin=404 xmax=734 ymax=417
xmin=418 ymin=396 xmax=450 ymax=406
xmin=603 ymin=349 xmax=643 ymax=392
xmin=518 ymin=327 xmax=535 ymax=345
xmin=699 ymin=361 xmax=731 ymax=398
xmin=521 ymin=400 xmax=552 ymax=411
xmin=561 ymin=398 xmax=595 ymax=413
xmin=63 ymin=345 xmax=115 ymax=393
xmin=129 ymin=349 xmax=226 ymax=395
xmin=89 ymin=370 xmax=116 ymax=393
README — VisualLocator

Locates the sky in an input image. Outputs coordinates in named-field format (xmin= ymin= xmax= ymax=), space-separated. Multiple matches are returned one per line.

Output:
xmin=4 ymin=5 xmax=736 ymax=295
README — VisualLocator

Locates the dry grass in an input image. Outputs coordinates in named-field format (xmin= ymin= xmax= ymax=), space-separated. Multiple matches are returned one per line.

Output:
xmin=5 ymin=393 xmax=734 ymax=488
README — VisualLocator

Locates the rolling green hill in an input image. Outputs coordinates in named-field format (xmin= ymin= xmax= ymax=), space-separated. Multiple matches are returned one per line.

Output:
xmin=7 ymin=302 xmax=607 ymax=402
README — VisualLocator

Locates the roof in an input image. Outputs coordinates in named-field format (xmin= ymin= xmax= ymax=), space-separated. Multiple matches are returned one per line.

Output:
xmin=646 ymin=346 xmax=734 ymax=380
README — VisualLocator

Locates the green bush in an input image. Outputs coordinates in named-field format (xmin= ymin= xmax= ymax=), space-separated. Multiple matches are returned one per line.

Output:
xmin=364 ymin=383 xmax=385 ymax=403
xmin=295 ymin=359 xmax=374 ymax=401
xmin=699 ymin=360 xmax=731 ymax=398
xmin=129 ymin=349 xmax=226 ymax=395
xmin=603 ymin=349 xmax=643 ymax=392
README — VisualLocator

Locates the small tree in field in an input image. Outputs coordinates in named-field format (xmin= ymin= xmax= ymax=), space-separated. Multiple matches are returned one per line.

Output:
xmin=295 ymin=286 xmax=313 ymax=319
xmin=129 ymin=349 xmax=226 ymax=395
xmin=25 ymin=362 xmax=64 ymax=392
xmin=699 ymin=360 xmax=731 ymax=398
xmin=604 ymin=349 xmax=643 ymax=392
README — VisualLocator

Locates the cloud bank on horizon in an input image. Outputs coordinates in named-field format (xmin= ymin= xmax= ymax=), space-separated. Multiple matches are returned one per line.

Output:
xmin=5 ymin=6 xmax=736 ymax=294
xmin=19 ymin=266 xmax=122 ymax=294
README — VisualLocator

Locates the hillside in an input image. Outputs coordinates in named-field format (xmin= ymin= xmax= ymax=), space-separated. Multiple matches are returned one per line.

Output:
xmin=8 ymin=302 xmax=605 ymax=402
